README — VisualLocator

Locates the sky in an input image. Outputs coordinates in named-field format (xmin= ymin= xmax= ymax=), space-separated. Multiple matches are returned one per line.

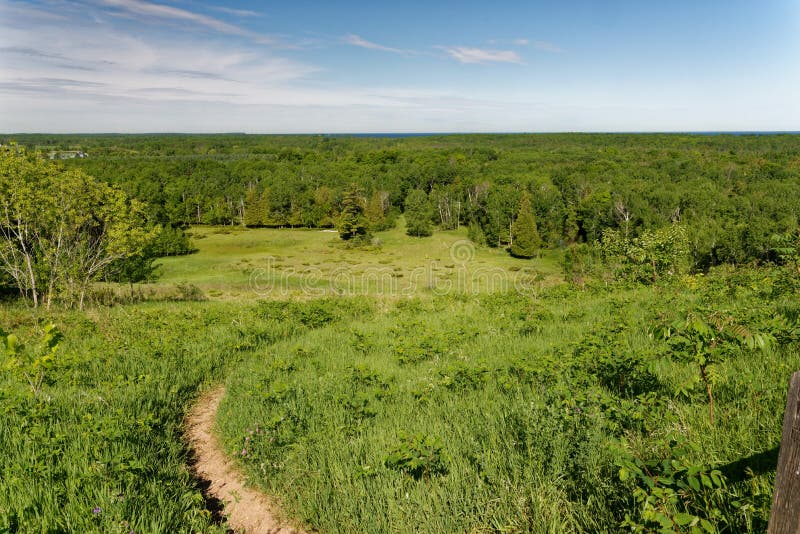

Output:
xmin=1 ymin=0 xmax=798 ymax=133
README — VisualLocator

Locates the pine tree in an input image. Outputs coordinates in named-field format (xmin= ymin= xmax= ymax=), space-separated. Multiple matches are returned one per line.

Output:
xmin=404 ymin=189 xmax=433 ymax=237
xmin=337 ymin=185 xmax=369 ymax=240
xmin=510 ymin=191 xmax=541 ymax=258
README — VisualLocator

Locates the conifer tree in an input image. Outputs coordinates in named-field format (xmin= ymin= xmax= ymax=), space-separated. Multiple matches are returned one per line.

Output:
xmin=338 ymin=185 xmax=369 ymax=240
xmin=510 ymin=191 xmax=541 ymax=258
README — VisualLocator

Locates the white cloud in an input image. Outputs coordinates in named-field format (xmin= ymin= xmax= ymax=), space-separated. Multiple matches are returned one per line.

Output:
xmin=0 ymin=12 xmax=321 ymax=108
xmin=95 ymin=0 xmax=275 ymax=44
xmin=0 ymin=0 xmax=72 ymax=20
xmin=208 ymin=5 xmax=261 ymax=18
xmin=514 ymin=38 xmax=529 ymax=46
xmin=439 ymin=46 xmax=522 ymax=64
xmin=343 ymin=34 xmax=410 ymax=55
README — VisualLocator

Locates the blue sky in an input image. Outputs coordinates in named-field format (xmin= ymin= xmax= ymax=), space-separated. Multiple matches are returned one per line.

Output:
xmin=0 ymin=0 xmax=798 ymax=132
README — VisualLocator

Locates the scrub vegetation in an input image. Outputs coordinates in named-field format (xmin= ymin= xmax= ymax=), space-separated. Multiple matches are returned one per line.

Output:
xmin=1 ymin=133 xmax=799 ymax=532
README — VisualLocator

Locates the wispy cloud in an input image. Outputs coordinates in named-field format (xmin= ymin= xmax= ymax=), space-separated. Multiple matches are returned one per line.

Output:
xmin=512 ymin=39 xmax=563 ymax=53
xmin=0 ymin=1 xmax=69 ymax=21
xmin=0 ymin=46 xmax=68 ymax=61
xmin=146 ymin=67 xmax=232 ymax=81
xmin=96 ymin=0 xmax=275 ymax=44
xmin=208 ymin=5 xmax=261 ymax=18
xmin=533 ymin=41 xmax=564 ymax=53
xmin=439 ymin=46 xmax=523 ymax=64
xmin=344 ymin=34 xmax=410 ymax=55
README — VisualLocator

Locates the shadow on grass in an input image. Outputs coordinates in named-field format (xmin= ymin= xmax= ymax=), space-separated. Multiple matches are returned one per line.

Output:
xmin=717 ymin=446 xmax=778 ymax=483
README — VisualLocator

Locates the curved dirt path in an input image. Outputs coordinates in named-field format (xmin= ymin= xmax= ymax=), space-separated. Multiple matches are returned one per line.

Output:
xmin=185 ymin=387 xmax=307 ymax=534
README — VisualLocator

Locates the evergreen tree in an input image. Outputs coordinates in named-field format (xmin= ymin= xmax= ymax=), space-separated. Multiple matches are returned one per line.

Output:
xmin=510 ymin=191 xmax=541 ymax=258
xmin=337 ymin=185 xmax=369 ymax=240
xmin=405 ymin=189 xmax=433 ymax=237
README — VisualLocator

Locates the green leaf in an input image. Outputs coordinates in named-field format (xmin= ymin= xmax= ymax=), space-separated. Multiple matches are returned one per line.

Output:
xmin=674 ymin=512 xmax=695 ymax=526
xmin=5 ymin=333 xmax=18 ymax=355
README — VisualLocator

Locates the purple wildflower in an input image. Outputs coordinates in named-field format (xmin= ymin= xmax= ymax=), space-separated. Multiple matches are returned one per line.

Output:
xmin=92 ymin=507 xmax=102 ymax=515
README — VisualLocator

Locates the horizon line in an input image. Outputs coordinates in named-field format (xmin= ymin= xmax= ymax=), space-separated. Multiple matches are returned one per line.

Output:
xmin=3 ymin=130 xmax=800 ymax=137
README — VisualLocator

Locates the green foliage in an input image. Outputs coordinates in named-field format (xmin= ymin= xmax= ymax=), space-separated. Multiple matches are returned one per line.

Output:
xmin=149 ymin=225 xmax=195 ymax=256
xmin=0 ymin=148 xmax=157 ymax=307
xmin=337 ymin=185 xmax=370 ymax=241
xmin=603 ymin=225 xmax=690 ymax=283
xmin=467 ymin=222 xmax=487 ymax=246
xmin=5 ymin=133 xmax=798 ymax=271
xmin=244 ymin=187 xmax=271 ymax=227
xmin=510 ymin=191 xmax=541 ymax=258
xmin=562 ymin=243 xmax=601 ymax=286
xmin=404 ymin=189 xmax=434 ymax=237
xmin=366 ymin=190 xmax=394 ymax=231
xmin=1 ymin=323 xmax=62 ymax=399
xmin=656 ymin=312 xmax=771 ymax=424
xmin=616 ymin=438 xmax=729 ymax=533
xmin=770 ymin=228 xmax=800 ymax=270
xmin=384 ymin=432 xmax=449 ymax=480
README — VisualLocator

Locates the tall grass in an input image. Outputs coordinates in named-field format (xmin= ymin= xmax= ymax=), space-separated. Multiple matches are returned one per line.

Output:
xmin=0 ymin=301 xmax=305 ymax=533
xmin=217 ymin=279 xmax=798 ymax=533
xmin=2 ymin=261 xmax=796 ymax=532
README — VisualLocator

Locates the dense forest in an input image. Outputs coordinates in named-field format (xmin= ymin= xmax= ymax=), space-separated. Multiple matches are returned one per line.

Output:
xmin=7 ymin=133 xmax=800 ymax=270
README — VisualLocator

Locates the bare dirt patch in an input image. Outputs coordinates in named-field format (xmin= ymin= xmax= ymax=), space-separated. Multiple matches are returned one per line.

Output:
xmin=185 ymin=387 xmax=307 ymax=534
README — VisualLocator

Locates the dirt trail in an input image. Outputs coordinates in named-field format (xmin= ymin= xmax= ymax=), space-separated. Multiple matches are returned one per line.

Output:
xmin=185 ymin=387 xmax=307 ymax=534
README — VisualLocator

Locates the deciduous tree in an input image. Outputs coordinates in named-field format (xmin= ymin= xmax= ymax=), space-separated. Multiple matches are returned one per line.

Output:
xmin=404 ymin=189 xmax=433 ymax=237
xmin=0 ymin=147 xmax=156 ymax=308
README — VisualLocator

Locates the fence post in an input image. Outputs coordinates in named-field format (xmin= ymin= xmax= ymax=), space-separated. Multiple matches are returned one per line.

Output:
xmin=768 ymin=371 xmax=800 ymax=534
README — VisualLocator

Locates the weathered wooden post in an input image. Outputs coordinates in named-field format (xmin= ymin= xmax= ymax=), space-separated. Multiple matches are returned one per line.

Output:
xmin=769 ymin=371 xmax=800 ymax=534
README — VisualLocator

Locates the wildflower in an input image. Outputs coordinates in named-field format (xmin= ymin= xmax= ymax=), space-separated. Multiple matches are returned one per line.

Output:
xmin=241 ymin=449 xmax=247 ymax=456
xmin=92 ymin=507 xmax=102 ymax=515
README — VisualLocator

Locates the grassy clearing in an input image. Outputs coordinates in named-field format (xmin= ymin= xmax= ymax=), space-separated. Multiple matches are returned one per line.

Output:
xmin=154 ymin=220 xmax=562 ymax=300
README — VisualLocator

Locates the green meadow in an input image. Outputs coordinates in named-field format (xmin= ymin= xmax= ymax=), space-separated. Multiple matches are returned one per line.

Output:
xmin=2 ymin=225 xmax=798 ymax=532
xmin=155 ymin=221 xmax=563 ymax=300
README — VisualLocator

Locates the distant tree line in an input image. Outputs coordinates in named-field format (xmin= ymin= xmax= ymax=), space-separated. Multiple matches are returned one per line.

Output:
xmin=5 ymin=133 xmax=800 ymax=268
